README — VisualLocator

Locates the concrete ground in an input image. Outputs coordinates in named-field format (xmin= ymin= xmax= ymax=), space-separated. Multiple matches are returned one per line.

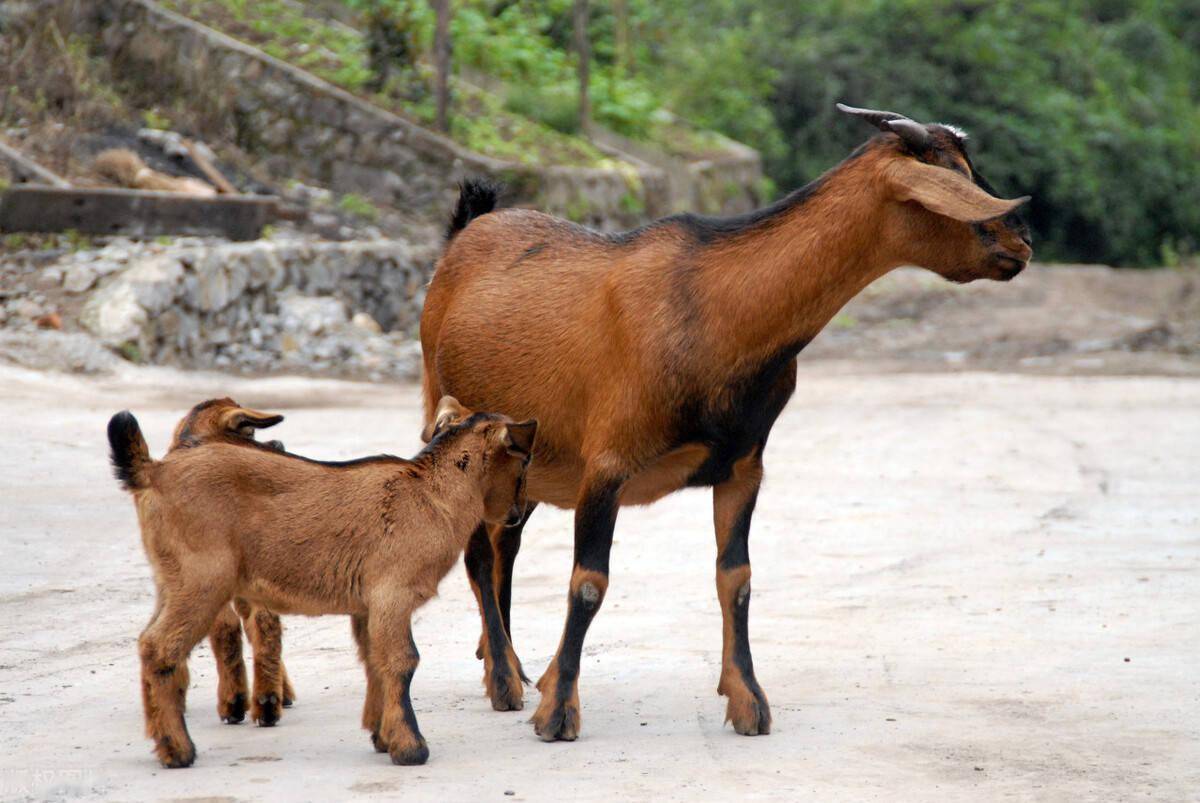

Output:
xmin=1 ymin=361 xmax=1197 ymax=802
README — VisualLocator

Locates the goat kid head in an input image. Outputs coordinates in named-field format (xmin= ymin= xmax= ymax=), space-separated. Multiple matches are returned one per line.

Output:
xmin=425 ymin=395 xmax=538 ymax=527
xmin=838 ymin=103 xmax=1033 ymax=283
xmin=171 ymin=397 xmax=286 ymax=452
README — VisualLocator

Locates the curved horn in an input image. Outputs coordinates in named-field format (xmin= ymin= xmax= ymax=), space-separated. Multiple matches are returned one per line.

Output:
xmin=885 ymin=118 xmax=932 ymax=150
xmin=836 ymin=102 xmax=907 ymax=131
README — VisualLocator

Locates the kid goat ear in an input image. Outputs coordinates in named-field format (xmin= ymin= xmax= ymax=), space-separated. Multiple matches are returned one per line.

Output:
xmin=422 ymin=395 xmax=470 ymax=442
xmin=220 ymin=406 xmax=284 ymax=431
xmin=503 ymin=419 xmax=538 ymax=458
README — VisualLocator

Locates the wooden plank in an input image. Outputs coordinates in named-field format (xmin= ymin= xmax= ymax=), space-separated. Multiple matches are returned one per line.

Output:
xmin=0 ymin=186 xmax=277 ymax=241
xmin=0 ymin=141 xmax=71 ymax=188
xmin=182 ymin=138 xmax=239 ymax=195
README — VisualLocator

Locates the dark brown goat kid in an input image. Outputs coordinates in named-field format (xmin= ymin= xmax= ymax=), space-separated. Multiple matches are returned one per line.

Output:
xmin=420 ymin=103 xmax=1033 ymax=740
xmin=109 ymin=399 xmax=536 ymax=768
xmin=167 ymin=398 xmax=296 ymax=728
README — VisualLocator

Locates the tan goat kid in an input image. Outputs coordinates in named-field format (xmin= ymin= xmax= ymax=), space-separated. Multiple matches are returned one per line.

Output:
xmin=108 ymin=399 xmax=536 ymax=768
xmin=166 ymin=397 xmax=296 ymax=729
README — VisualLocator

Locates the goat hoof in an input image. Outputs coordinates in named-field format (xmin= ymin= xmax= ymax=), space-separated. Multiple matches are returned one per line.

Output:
xmin=726 ymin=691 xmax=772 ymax=736
xmin=156 ymin=736 xmax=196 ymax=769
xmin=370 ymin=731 xmax=388 ymax=753
xmin=487 ymin=669 xmax=525 ymax=711
xmin=254 ymin=692 xmax=281 ymax=727
xmin=220 ymin=691 xmax=247 ymax=724
xmin=531 ymin=699 xmax=580 ymax=742
xmin=389 ymin=741 xmax=429 ymax=766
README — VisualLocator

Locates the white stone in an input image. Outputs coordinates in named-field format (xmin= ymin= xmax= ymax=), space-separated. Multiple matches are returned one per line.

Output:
xmin=124 ymin=255 xmax=184 ymax=314
xmin=63 ymin=264 xmax=99 ymax=294
xmin=277 ymin=293 xmax=347 ymax=336
xmin=80 ymin=281 xmax=146 ymax=345
xmin=351 ymin=311 xmax=382 ymax=334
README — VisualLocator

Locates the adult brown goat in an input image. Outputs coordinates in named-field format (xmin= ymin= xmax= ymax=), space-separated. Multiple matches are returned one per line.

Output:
xmin=420 ymin=103 xmax=1033 ymax=741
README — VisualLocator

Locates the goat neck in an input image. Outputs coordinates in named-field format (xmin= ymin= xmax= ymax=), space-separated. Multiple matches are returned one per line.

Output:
xmin=693 ymin=153 xmax=898 ymax=372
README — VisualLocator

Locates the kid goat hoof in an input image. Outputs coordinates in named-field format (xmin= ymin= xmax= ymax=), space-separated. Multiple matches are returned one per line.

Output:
xmin=390 ymin=742 xmax=430 ymax=766
xmin=254 ymin=692 xmax=281 ymax=727
xmin=155 ymin=737 xmax=196 ymax=769
xmin=220 ymin=692 xmax=247 ymax=724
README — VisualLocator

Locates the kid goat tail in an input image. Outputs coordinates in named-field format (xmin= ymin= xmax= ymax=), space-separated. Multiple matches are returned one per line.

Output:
xmin=107 ymin=411 xmax=152 ymax=491
xmin=445 ymin=178 xmax=499 ymax=241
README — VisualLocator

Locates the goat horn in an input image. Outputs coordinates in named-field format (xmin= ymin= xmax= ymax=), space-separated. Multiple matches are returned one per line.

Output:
xmin=885 ymin=118 xmax=932 ymax=150
xmin=836 ymin=102 xmax=908 ymax=131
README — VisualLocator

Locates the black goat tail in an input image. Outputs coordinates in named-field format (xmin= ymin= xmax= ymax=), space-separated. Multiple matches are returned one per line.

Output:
xmin=107 ymin=410 xmax=152 ymax=492
xmin=446 ymin=178 xmax=500 ymax=241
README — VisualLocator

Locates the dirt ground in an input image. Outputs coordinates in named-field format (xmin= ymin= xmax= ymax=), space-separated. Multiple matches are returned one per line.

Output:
xmin=1 ymin=356 xmax=1197 ymax=802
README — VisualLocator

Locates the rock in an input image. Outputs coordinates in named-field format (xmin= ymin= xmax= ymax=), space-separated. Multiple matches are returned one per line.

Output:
xmin=124 ymin=255 xmax=184 ymax=313
xmin=193 ymin=252 xmax=233 ymax=312
xmin=351 ymin=311 xmax=382 ymax=335
xmin=63 ymin=264 xmax=100 ymax=294
xmin=278 ymin=293 xmax=347 ymax=336
xmin=10 ymin=297 xmax=45 ymax=321
xmin=0 ymin=329 xmax=120 ymax=374
xmin=36 ymin=268 xmax=63 ymax=289
xmin=80 ymin=281 xmax=146 ymax=346
xmin=245 ymin=247 xmax=283 ymax=290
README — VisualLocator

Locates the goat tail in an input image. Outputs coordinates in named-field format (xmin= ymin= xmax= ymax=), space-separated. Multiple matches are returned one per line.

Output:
xmin=445 ymin=178 xmax=500 ymax=241
xmin=107 ymin=411 xmax=152 ymax=491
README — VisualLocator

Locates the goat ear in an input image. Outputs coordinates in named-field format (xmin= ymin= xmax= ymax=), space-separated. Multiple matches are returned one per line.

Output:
xmin=502 ymin=419 xmax=538 ymax=458
xmin=887 ymin=159 xmax=1030 ymax=223
xmin=220 ymin=406 xmax=284 ymax=431
xmin=422 ymin=395 xmax=470 ymax=443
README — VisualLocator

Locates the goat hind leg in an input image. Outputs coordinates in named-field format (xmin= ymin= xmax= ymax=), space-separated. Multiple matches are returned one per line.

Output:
xmin=241 ymin=602 xmax=286 ymax=726
xmin=351 ymin=613 xmax=386 ymax=752
xmin=208 ymin=603 xmax=249 ymax=723
xmin=140 ymin=590 xmax=228 ymax=767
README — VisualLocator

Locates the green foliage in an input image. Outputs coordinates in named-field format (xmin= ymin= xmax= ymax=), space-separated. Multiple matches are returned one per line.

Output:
xmin=336 ymin=193 xmax=379 ymax=222
xmin=117 ymin=341 xmax=143 ymax=363
xmin=141 ymin=108 xmax=171 ymax=130
xmin=645 ymin=0 xmax=1200 ymax=266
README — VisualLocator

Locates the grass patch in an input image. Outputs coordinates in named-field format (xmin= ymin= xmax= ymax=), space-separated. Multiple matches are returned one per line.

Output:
xmin=336 ymin=192 xmax=378 ymax=222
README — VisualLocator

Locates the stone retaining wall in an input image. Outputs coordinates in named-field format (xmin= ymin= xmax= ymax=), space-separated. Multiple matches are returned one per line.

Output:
xmin=66 ymin=238 xmax=435 ymax=378
xmin=77 ymin=0 xmax=669 ymax=231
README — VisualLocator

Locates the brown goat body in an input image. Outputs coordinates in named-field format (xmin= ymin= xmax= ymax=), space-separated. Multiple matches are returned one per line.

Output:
xmin=109 ymin=401 xmax=535 ymax=768
xmin=420 ymin=106 xmax=1033 ymax=739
